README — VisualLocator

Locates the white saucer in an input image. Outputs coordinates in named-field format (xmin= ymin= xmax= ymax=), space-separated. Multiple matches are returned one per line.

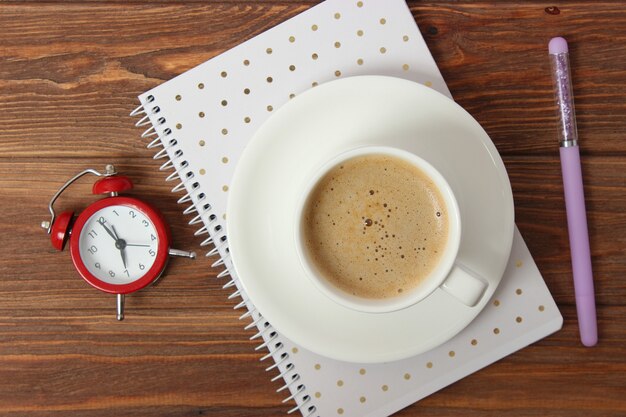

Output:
xmin=227 ymin=76 xmax=514 ymax=363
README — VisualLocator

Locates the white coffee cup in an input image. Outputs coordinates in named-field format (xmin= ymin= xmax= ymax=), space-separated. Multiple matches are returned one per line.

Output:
xmin=294 ymin=146 xmax=487 ymax=313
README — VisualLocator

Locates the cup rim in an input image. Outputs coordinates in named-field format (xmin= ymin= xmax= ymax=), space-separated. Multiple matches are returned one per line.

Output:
xmin=294 ymin=145 xmax=461 ymax=314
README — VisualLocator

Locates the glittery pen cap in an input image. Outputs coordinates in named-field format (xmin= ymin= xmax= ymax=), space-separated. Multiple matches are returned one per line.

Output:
xmin=548 ymin=36 xmax=577 ymax=145
xmin=549 ymin=37 xmax=569 ymax=54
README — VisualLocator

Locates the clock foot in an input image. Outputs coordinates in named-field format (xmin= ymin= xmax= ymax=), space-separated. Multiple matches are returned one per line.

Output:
xmin=117 ymin=293 xmax=125 ymax=321
xmin=169 ymin=248 xmax=196 ymax=259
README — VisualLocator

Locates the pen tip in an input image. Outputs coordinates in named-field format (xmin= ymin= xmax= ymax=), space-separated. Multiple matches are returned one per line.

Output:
xmin=549 ymin=37 xmax=569 ymax=54
xmin=581 ymin=333 xmax=598 ymax=347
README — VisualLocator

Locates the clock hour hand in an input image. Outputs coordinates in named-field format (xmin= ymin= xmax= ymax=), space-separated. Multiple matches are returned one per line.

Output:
xmin=111 ymin=225 xmax=120 ymax=240
xmin=98 ymin=218 xmax=118 ymax=241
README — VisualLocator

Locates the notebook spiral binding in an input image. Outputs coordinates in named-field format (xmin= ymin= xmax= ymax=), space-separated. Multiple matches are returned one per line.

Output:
xmin=131 ymin=99 xmax=317 ymax=417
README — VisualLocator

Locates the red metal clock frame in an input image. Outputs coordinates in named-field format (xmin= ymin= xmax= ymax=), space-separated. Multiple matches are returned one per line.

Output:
xmin=69 ymin=196 xmax=171 ymax=294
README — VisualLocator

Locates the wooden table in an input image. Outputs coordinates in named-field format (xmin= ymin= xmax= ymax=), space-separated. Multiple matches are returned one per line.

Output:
xmin=1 ymin=1 xmax=625 ymax=416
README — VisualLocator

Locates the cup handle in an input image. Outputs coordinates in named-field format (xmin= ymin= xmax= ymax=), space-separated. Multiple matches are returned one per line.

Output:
xmin=440 ymin=263 xmax=488 ymax=307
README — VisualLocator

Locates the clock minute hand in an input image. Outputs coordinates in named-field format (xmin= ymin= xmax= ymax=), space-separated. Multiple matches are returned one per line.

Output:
xmin=120 ymin=246 xmax=127 ymax=270
xmin=110 ymin=225 xmax=127 ymax=270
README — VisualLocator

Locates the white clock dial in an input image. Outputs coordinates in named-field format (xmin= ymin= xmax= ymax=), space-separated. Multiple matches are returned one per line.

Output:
xmin=78 ymin=205 xmax=159 ymax=284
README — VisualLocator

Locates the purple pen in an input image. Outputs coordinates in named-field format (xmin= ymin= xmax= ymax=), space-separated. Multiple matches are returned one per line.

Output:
xmin=549 ymin=37 xmax=597 ymax=346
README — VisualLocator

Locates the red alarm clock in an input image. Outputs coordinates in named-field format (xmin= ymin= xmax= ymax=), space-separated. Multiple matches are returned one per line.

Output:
xmin=41 ymin=165 xmax=195 ymax=320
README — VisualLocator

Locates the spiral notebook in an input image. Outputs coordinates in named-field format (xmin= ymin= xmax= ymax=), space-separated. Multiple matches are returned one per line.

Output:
xmin=131 ymin=1 xmax=563 ymax=416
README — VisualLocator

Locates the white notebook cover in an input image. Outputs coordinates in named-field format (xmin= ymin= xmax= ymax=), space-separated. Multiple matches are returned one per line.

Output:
xmin=132 ymin=1 xmax=563 ymax=416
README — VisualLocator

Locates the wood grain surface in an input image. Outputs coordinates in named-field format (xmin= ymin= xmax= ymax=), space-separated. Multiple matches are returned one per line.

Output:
xmin=1 ymin=1 xmax=625 ymax=417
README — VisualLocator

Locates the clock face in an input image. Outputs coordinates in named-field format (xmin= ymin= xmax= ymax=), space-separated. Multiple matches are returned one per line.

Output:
xmin=78 ymin=204 xmax=159 ymax=285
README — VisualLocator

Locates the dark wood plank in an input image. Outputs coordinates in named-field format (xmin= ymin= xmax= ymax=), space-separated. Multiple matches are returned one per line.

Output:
xmin=411 ymin=2 xmax=626 ymax=156
xmin=1 ymin=305 xmax=624 ymax=416
xmin=504 ymin=155 xmax=626 ymax=307
xmin=0 ymin=0 xmax=319 ymax=2
xmin=0 ymin=2 xmax=308 ymax=158
xmin=1 ymin=2 xmax=626 ymax=157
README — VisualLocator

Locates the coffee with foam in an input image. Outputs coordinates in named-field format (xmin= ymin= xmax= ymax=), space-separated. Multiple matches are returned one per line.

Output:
xmin=301 ymin=154 xmax=449 ymax=299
